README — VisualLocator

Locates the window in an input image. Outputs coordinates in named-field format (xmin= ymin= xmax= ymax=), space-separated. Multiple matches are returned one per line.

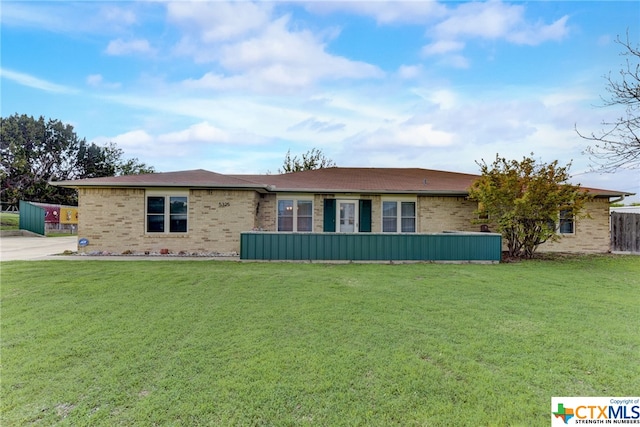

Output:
xmin=547 ymin=210 xmax=575 ymax=235
xmin=559 ymin=209 xmax=574 ymax=234
xmin=382 ymin=200 xmax=416 ymax=233
xmin=278 ymin=199 xmax=313 ymax=232
xmin=146 ymin=195 xmax=188 ymax=233
xmin=382 ymin=201 xmax=397 ymax=232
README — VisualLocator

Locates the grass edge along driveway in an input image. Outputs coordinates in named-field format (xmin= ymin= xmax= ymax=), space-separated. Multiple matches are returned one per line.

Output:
xmin=1 ymin=256 xmax=639 ymax=426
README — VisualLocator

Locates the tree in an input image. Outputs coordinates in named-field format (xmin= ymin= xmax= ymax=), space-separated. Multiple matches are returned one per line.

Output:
xmin=77 ymin=141 xmax=154 ymax=178
xmin=468 ymin=155 xmax=591 ymax=259
xmin=279 ymin=148 xmax=336 ymax=173
xmin=577 ymin=33 xmax=640 ymax=171
xmin=1 ymin=114 xmax=155 ymax=207
xmin=1 ymin=115 xmax=79 ymax=206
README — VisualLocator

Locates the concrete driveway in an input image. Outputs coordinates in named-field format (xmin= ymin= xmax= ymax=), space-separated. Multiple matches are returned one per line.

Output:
xmin=0 ymin=236 xmax=77 ymax=261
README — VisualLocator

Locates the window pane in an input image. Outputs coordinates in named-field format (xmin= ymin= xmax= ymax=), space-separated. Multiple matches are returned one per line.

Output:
xmin=559 ymin=220 xmax=573 ymax=234
xmin=170 ymin=197 xmax=187 ymax=214
xmin=170 ymin=215 xmax=188 ymax=232
xmin=401 ymin=202 xmax=415 ymax=217
xmin=401 ymin=218 xmax=415 ymax=232
xmin=383 ymin=201 xmax=397 ymax=217
xmin=296 ymin=200 xmax=313 ymax=232
xmin=400 ymin=202 xmax=415 ymax=232
xmin=382 ymin=201 xmax=397 ymax=232
xmin=297 ymin=200 xmax=313 ymax=216
xmin=383 ymin=218 xmax=397 ymax=232
xmin=278 ymin=200 xmax=293 ymax=216
xmin=147 ymin=197 xmax=165 ymax=214
xmin=297 ymin=217 xmax=312 ymax=232
xmin=559 ymin=210 xmax=574 ymax=234
xmin=278 ymin=217 xmax=293 ymax=232
xmin=278 ymin=200 xmax=294 ymax=231
xmin=147 ymin=214 xmax=164 ymax=232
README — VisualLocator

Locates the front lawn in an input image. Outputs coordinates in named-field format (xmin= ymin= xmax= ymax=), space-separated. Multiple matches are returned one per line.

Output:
xmin=0 ymin=212 xmax=19 ymax=230
xmin=1 ymin=257 xmax=638 ymax=426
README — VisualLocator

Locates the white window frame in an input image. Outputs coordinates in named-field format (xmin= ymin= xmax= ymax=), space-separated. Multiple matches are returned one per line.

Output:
xmin=558 ymin=209 xmax=575 ymax=235
xmin=546 ymin=210 xmax=576 ymax=236
xmin=277 ymin=196 xmax=313 ymax=232
xmin=381 ymin=197 xmax=417 ymax=233
xmin=146 ymin=190 xmax=189 ymax=234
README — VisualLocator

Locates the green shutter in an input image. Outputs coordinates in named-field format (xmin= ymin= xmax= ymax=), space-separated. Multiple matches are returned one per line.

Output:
xmin=359 ymin=199 xmax=372 ymax=232
xmin=323 ymin=199 xmax=336 ymax=232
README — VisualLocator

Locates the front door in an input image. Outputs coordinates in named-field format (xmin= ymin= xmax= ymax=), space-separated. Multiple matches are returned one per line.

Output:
xmin=338 ymin=201 xmax=358 ymax=233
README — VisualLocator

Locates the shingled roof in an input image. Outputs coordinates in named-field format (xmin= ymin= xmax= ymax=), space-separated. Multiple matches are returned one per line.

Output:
xmin=231 ymin=168 xmax=479 ymax=194
xmin=52 ymin=169 xmax=260 ymax=189
xmin=52 ymin=167 xmax=633 ymax=197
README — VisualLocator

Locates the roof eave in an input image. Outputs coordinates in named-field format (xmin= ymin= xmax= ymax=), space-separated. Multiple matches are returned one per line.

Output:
xmin=49 ymin=181 xmax=271 ymax=192
xmin=269 ymin=188 xmax=471 ymax=196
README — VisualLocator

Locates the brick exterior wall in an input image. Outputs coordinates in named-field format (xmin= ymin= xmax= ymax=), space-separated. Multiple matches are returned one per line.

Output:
xmin=78 ymin=188 xmax=258 ymax=254
xmin=256 ymin=193 xmax=276 ymax=231
xmin=417 ymin=196 xmax=479 ymax=233
xmin=78 ymin=188 xmax=612 ymax=254
xmin=538 ymin=198 xmax=611 ymax=253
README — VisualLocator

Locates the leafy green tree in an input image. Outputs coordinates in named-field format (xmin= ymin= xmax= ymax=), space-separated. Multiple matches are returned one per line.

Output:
xmin=279 ymin=148 xmax=336 ymax=173
xmin=1 ymin=114 xmax=155 ymax=207
xmin=77 ymin=140 xmax=116 ymax=178
xmin=1 ymin=115 xmax=79 ymax=206
xmin=469 ymin=155 xmax=591 ymax=258
xmin=77 ymin=141 xmax=154 ymax=178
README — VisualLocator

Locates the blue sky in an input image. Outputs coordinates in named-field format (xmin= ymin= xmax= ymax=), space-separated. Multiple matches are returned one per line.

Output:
xmin=2 ymin=1 xmax=639 ymax=202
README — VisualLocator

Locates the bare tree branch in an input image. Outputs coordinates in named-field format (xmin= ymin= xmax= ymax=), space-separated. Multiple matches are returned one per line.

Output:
xmin=577 ymin=31 xmax=640 ymax=172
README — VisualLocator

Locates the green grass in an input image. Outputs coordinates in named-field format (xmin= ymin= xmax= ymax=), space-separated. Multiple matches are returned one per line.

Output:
xmin=45 ymin=229 xmax=76 ymax=237
xmin=1 ymin=257 xmax=638 ymax=426
xmin=0 ymin=212 xmax=19 ymax=230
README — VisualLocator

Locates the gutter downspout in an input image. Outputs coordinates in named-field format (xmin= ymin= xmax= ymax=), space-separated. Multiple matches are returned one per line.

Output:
xmin=609 ymin=195 xmax=626 ymax=204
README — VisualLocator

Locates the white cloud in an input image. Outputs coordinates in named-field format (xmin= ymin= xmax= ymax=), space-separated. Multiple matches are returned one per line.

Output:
xmin=432 ymin=1 xmax=569 ymax=45
xmin=220 ymin=16 xmax=382 ymax=77
xmin=86 ymin=74 xmax=121 ymax=89
xmin=422 ymin=40 xmax=464 ymax=56
xmin=347 ymin=121 xmax=454 ymax=153
xmin=1 ymin=2 xmax=143 ymax=36
xmin=397 ymin=65 xmax=422 ymax=80
xmin=108 ymin=129 xmax=155 ymax=153
xmin=288 ymin=117 xmax=346 ymax=133
xmin=418 ymin=1 xmax=569 ymax=68
xmin=86 ymin=74 xmax=102 ymax=86
xmin=434 ymin=1 xmax=523 ymax=41
xmin=105 ymin=38 xmax=154 ymax=56
xmin=428 ymin=89 xmax=458 ymax=110
xmin=0 ymin=68 xmax=76 ymax=93
xmin=181 ymin=15 xmax=383 ymax=93
xmin=102 ymin=5 xmax=136 ymax=26
xmin=508 ymin=16 xmax=570 ymax=46
xmin=157 ymin=122 xmax=231 ymax=144
xmin=97 ymin=120 xmax=274 ymax=170
xmin=304 ymin=2 xmax=447 ymax=24
xmin=167 ymin=1 xmax=272 ymax=43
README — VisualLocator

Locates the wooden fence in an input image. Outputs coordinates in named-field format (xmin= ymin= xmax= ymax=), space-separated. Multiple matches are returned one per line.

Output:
xmin=611 ymin=212 xmax=640 ymax=253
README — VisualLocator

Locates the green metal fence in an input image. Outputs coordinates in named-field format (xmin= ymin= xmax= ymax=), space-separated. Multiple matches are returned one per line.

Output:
xmin=19 ymin=201 xmax=45 ymax=236
xmin=240 ymin=232 xmax=502 ymax=262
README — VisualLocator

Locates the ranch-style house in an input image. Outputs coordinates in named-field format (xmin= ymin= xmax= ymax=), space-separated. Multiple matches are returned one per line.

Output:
xmin=52 ymin=167 xmax=632 ymax=256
